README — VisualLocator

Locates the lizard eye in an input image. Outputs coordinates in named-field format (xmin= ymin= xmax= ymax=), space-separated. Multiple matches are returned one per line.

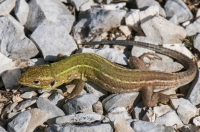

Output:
xmin=33 ymin=80 xmax=40 ymax=85
xmin=50 ymin=81 xmax=57 ymax=87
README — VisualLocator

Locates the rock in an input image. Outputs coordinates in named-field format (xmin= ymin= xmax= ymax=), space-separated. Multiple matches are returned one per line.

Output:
xmin=77 ymin=47 xmax=128 ymax=65
xmin=153 ymin=105 xmax=173 ymax=117
xmin=26 ymin=108 xmax=49 ymax=132
xmin=1 ymin=102 xmax=18 ymax=119
xmin=170 ymin=98 xmax=197 ymax=124
xmin=119 ymin=26 xmax=132 ymax=37
xmin=29 ymin=58 xmax=45 ymax=66
xmin=73 ymin=8 xmax=126 ymax=42
xmin=125 ymin=9 xmax=140 ymax=32
xmin=102 ymin=92 xmax=140 ymax=113
xmin=31 ymin=21 xmax=77 ymax=61
xmin=141 ymin=16 xmax=186 ymax=44
xmin=193 ymin=116 xmax=200 ymax=126
xmin=135 ymin=0 xmax=166 ymax=17
xmin=0 ymin=0 xmax=16 ymax=16
xmin=20 ymin=92 xmax=34 ymax=99
xmin=7 ymin=111 xmax=31 ymax=132
xmin=36 ymin=97 xmax=65 ymax=118
xmin=50 ymin=123 xmax=113 ymax=132
xmin=70 ymin=0 xmax=95 ymax=11
xmin=13 ymin=98 xmax=37 ymax=112
xmin=185 ymin=18 xmax=200 ymax=36
xmin=14 ymin=0 xmax=29 ymax=25
xmin=194 ymin=34 xmax=200 ymax=52
xmin=197 ymin=9 xmax=200 ymax=18
xmin=25 ymin=0 xmax=71 ymax=32
xmin=155 ymin=111 xmax=184 ymax=128
xmin=85 ymin=82 xmax=108 ymax=98
xmin=114 ymin=119 xmax=134 ymax=132
xmin=63 ymin=94 xmax=99 ymax=115
xmin=55 ymin=112 xmax=102 ymax=124
xmin=132 ymin=120 xmax=176 ymax=132
xmin=2 ymin=68 xmax=21 ymax=90
xmin=0 ymin=53 xmax=14 ymax=74
xmin=92 ymin=101 xmax=103 ymax=115
xmin=164 ymin=0 xmax=193 ymax=23
xmin=0 ymin=126 xmax=7 ymax=132
xmin=107 ymin=107 xmax=131 ymax=122
xmin=142 ymin=108 xmax=155 ymax=122
xmin=179 ymin=124 xmax=200 ymax=132
xmin=48 ymin=93 xmax=64 ymax=108
xmin=0 ymin=16 xmax=39 ymax=60
xmin=132 ymin=101 xmax=146 ymax=120
xmin=101 ymin=2 xmax=126 ymax=10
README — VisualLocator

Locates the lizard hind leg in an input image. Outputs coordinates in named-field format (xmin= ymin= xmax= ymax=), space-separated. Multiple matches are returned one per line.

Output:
xmin=141 ymin=86 xmax=179 ymax=107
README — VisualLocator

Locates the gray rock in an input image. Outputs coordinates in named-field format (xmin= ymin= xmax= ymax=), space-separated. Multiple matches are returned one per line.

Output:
xmin=2 ymin=68 xmax=21 ymax=90
xmin=63 ymin=94 xmax=99 ymax=115
xmin=70 ymin=0 xmax=95 ymax=11
xmin=102 ymin=92 xmax=140 ymax=112
xmin=107 ymin=107 xmax=131 ymax=122
xmin=179 ymin=124 xmax=200 ymax=132
xmin=85 ymin=81 xmax=108 ymax=98
xmin=73 ymin=8 xmax=126 ymax=42
xmin=13 ymin=98 xmax=37 ymax=112
xmin=114 ymin=119 xmax=134 ymax=132
xmin=0 ymin=53 xmax=14 ymax=74
xmin=20 ymin=92 xmax=34 ymax=99
xmin=25 ymin=0 xmax=71 ymax=32
xmin=135 ymin=0 xmax=166 ymax=17
xmin=0 ymin=0 xmax=16 ymax=16
xmin=14 ymin=0 xmax=29 ymax=25
xmin=132 ymin=101 xmax=146 ymax=120
xmin=50 ymin=123 xmax=113 ymax=132
xmin=92 ymin=101 xmax=103 ymax=115
xmin=101 ymin=2 xmax=126 ymax=10
xmin=1 ymin=102 xmax=18 ymax=119
xmin=0 ymin=126 xmax=7 ymax=132
xmin=7 ymin=111 xmax=31 ymax=132
xmin=132 ymin=120 xmax=176 ymax=132
xmin=185 ymin=18 xmax=200 ymax=36
xmin=31 ymin=21 xmax=77 ymax=61
xmin=77 ymin=47 xmax=128 ymax=65
xmin=194 ymin=34 xmax=200 ymax=52
xmin=55 ymin=112 xmax=102 ymax=124
xmin=37 ymin=97 xmax=65 ymax=118
xmin=141 ymin=16 xmax=186 ymax=44
xmin=165 ymin=0 xmax=193 ymax=23
xmin=0 ymin=16 xmax=39 ymax=60
xmin=48 ymin=93 xmax=64 ymax=107
xmin=155 ymin=111 xmax=183 ymax=128
xmin=193 ymin=116 xmax=200 ymax=126
xmin=26 ymin=108 xmax=49 ymax=132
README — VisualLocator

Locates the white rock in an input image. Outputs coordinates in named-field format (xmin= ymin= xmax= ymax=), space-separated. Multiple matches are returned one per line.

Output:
xmin=31 ymin=21 xmax=77 ymax=61
xmin=119 ymin=26 xmax=131 ymax=37
xmin=193 ymin=116 xmax=200 ymax=126
xmin=101 ymin=2 xmax=126 ymax=10
xmin=125 ymin=9 xmax=140 ymax=32
xmin=182 ymin=21 xmax=190 ymax=27
xmin=169 ymin=15 xmax=178 ymax=25
xmin=132 ymin=101 xmax=146 ymax=120
xmin=14 ymin=0 xmax=29 ymax=25
xmin=107 ymin=107 xmax=131 ymax=122
xmin=101 ymin=32 xmax=108 ymax=39
xmin=20 ymin=92 xmax=34 ymax=99
xmin=194 ymin=34 xmax=200 ymax=52
xmin=139 ymin=5 xmax=159 ymax=22
xmin=25 ymin=0 xmax=71 ymax=32
xmin=177 ymin=105 xmax=196 ymax=124
xmin=185 ymin=18 xmax=200 ymax=36
xmin=114 ymin=119 xmax=134 ymax=132
xmin=141 ymin=16 xmax=186 ymax=44
xmin=77 ymin=47 xmax=128 ymax=65
xmin=55 ymin=112 xmax=102 ymax=124
xmin=0 ymin=0 xmax=16 ymax=16
xmin=0 ymin=53 xmax=14 ymax=74
xmin=155 ymin=111 xmax=183 ymax=128
xmin=85 ymin=82 xmax=108 ymax=98
xmin=153 ymin=105 xmax=173 ymax=117
xmin=142 ymin=108 xmax=156 ymax=122
xmin=188 ymin=69 xmax=200 ymax=106
xmin=197 ymin=9 xmax=200 ymax=18
xmin=70 ymin=0 xmax=94 ymax=11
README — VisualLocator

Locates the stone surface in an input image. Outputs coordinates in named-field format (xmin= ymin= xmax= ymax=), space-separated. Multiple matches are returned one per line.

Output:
xmin=55 ymin=112 xmax=102 ymax=124
xmin=0 ymin=126 xmax=7 ymax=132
xmin=141 ymin=16 xmax=186 ymax=44
xmin=0 ymin=0 xmax=16 ymax=16
xmin=31 ymin=21 xmax=77 ymax=61
xmin=132 ymin=120 xmax=176 ymax=132
xmin=69 ymin=0 xmax=95 ymax=11
xmin=73 ymin=8 xmax=126 ymax=42
xmin=85 ymin=82 xmax=108 ymax=98
xmin=77 ymin=47 xmax=128 ymax=65
xmin=153 ymin=105 xmax=173 ymax=117
xmin=2 ymin=68 xmax=21 ymax=90
xmin=7 ymin=111 xmax=31 ymax=132
xmin=92 ymin=101 xmax=103 ymax=115
xmin=101 ymin=2 xmax=126 ymax=10
xmin=25 ymin=0 xmax=71 ymax=32
xmin=119 ymin=26 xmax=131 ymax=37
xmin=1 ymin=102 xmax=18 ymax=119
xmin=36 ymin=97 xmax=65 ymax=118
xmin=63 ymin=94 xmax=99 ymax=115
xmin=0 ymin=16 xmax=39 ymax=60
xmin=13 ymin=98 xmax=37 ymax=112
xmin=48 ymin=93 xmax=64 ymax=108
xmin=142 ymin=108 xmax=155 ymax=122
xmin=194 ymin=34 xmax=200 ymax=52
xmin=27 ymin=108 xmax=49 ymax=132
xmin=193 ymin=116 xmax=200 ymax=126
xmin=102 ymin=93 xmax=140 ymax=113
xmin=114 ymin=119 xmax=134 ymax=132
xmin=132 ymin=101 xmax=146 ymax=120
xmin=185 ymin=18 xmax=200 ymax=36
xmin=14 ymin=0 xmax=29 ymax=25
xmin=107 ymin=107 xmax=131 ymax=122
xmin=20 ymin=91 xmax=34 ymax=99
xmin=155 ymin=111 xmax=184 ymax=128
xmin=0 ymin=53 xmax=14 ymax=74
xmin=164 ymin=0 xmax=193 ymax=23
xmin=50 ymin=123 xmax=113 ymax=132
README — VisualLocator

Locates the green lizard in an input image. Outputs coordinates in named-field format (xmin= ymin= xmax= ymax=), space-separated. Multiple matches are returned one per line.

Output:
xmin=18 ymin=40 xmax=197 ymax=107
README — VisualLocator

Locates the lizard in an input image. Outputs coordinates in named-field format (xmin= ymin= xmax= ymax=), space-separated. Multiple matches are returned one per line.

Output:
xmin=18 ymin=40 xmax=197 ymax=107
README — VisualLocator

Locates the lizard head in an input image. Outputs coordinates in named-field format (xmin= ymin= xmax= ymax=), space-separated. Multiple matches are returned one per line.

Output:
xmin=18 ymin=64 xmax=63 ymax=90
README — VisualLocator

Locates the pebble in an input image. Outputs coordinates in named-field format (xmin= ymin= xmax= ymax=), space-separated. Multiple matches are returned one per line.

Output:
xmin=13 ymin=98 xmax=37 ymax=112
xmin=92 ymin=101 xmax=104 ymax=115
xmin=20 ymin=91 xmax=34 ymax=99
xmin=114 ymin=119 xmax=134 ymax=132
xmin=185 ymin=18 xmax=200 ymax=36
xmin=85 ymin=82 xmax=108 ymax=98
xmin=48 ymin=93 xmax=65 ymax=108
xmin=107 ymin=107 xmax=131 ymax=122
xmin=0 ymin=53 xmax=14 ymax=74
xmin=0 ymin=0 xmax=16 ymax=16
xmin=193 ymin=116 xmax=200 ymax=126
xmin=119 ymin=26 xmax=132 ymax=37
